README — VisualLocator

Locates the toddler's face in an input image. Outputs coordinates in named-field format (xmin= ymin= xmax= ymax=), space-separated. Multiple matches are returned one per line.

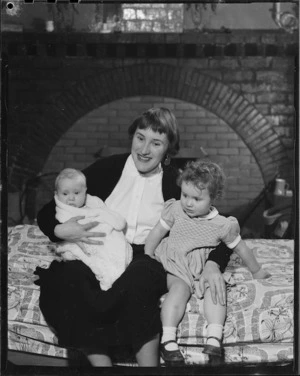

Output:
xmin=56 ymin=178 xmax=86 ymax=208
xmin=180 ymin=181 xmax=211 ymax=218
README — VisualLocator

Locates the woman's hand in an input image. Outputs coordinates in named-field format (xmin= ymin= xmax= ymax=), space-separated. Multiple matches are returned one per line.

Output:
xmin=54 ymin=216 xmax=106 ymax=245
xmin=199 ymin=260 xmax=226 ymax=306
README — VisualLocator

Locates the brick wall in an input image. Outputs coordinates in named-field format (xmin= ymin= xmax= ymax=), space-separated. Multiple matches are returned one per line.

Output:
xmin=4 ymin=31 xmax=297 ymax=224
xmin=41 ymin=96 xmax=263 ymax=215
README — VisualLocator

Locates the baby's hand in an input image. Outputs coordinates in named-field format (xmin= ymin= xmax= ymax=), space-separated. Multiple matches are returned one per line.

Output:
xmin=252 ymin=267 xmax=271 ymax=279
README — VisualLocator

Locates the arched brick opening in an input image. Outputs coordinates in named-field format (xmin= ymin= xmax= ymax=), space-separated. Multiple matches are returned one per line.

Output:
xmin=9 ymin=62 xmax=289 ymax=188
xmin=41 ymin=96 xmax=264 ymax=216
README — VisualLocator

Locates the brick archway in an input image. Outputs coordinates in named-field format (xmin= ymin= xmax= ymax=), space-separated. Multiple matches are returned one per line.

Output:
xmin=10 ymin=62 xmax=289 ymax=188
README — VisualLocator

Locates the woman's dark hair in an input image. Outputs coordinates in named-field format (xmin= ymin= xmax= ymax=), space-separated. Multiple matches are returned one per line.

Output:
xmin=177 ymin=159 xmax=226 ymax=201
xmin=128 ymin=107 xmax=180 ymax=156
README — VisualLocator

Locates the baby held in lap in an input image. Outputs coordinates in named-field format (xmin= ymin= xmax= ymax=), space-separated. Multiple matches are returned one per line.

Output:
xmin=54 ymin=168 xmax=132 ymax=290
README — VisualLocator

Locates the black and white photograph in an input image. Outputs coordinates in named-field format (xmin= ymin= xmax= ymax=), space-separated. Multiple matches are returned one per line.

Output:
xmin=1 ymin=1 xmax=298 ymax=374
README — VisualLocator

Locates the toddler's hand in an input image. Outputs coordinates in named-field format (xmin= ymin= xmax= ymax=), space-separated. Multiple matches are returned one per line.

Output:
xmin=252 ymin=267 xmax=271 ymax=279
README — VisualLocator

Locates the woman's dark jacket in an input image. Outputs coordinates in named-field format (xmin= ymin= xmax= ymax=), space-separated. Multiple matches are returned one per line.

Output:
xmin=37 ymin=153 xmax=231 ymax=270
xmin=35 ymin=154 xmax=232 ymax=348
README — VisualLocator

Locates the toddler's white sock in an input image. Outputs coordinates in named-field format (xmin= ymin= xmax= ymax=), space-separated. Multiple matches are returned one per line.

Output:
xmin=161 ymin=326 xmax=178 ymax=351
xmin=206 ymin=324 xmax=223 ymax=347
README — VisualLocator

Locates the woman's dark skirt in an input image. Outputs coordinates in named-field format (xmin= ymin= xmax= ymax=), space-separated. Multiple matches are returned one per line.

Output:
xmin=34 ymin=247 xmax=167 ymax=352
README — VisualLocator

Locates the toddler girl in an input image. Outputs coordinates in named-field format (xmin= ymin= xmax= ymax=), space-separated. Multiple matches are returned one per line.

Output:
xmin=145 ymin=160 xmax=270 ymax=365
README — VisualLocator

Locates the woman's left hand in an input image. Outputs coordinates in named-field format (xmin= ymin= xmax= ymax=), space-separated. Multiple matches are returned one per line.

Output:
xmin=199 ymin=260 xmax=226 ymax=306
xmin=54 ymin=216 xmax=106 ymax=244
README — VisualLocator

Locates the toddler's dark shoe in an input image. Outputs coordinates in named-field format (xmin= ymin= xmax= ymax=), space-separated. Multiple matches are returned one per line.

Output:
xmin=203 ymin=336 xmax=224 ymax=365
xmin=160 ymin=340 xmax=185 ymax=366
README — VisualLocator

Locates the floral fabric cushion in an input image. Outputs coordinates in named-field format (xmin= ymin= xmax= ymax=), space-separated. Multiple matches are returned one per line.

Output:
xmin=8 ymin=225 xmax=294 ymax=364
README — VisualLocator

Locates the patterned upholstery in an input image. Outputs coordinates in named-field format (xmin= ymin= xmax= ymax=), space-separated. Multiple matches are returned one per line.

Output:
xmin=8 ymin=225 xmax=294 ymax=365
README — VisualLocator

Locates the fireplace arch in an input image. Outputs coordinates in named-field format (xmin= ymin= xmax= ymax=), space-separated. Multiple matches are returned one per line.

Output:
xmin=9 ymin=62 xmax=289 ymax=189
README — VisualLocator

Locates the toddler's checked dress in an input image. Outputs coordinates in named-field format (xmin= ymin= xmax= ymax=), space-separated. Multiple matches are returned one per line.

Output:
xmin=154 ymin=199 xmax=241 ymax=298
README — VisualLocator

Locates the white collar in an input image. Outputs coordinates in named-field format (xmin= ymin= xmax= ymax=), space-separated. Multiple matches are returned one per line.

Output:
xmin=183 ymin=205 xmax=219 ymax=220
xmin=203 ymin=206 xmax=219 ymax=219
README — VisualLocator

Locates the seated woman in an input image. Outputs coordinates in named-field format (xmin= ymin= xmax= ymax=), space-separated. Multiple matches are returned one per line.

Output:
xmin=35 ymin=107 xmax=232 ymax=367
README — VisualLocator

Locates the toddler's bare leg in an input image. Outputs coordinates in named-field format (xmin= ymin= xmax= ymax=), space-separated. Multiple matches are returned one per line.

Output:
xmin=203 ymin=286 xmax=226 ymax=362
xmin=160 ymin=274 xmax=190 ymax=361
xmin=161 ymin=274 xmax=191 ymax=327
xmin=204 ymin=286 xmax=226 ymax=326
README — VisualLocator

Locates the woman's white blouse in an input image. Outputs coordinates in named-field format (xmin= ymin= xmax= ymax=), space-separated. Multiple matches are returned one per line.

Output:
xmin=105 ymin=155 xmax=165 ymax=244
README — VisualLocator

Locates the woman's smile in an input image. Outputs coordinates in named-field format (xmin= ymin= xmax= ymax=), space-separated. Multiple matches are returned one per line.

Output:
xmin=137 ymin=154 xmax=151 ymax=161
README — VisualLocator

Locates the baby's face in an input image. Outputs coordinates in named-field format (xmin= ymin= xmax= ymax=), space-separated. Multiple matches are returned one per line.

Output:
xmin=56 ymin=178 xmax=86 ymax=208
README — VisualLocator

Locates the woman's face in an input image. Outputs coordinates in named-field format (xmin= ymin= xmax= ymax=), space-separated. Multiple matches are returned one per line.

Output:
xmin=131 ymin=127 xmax=169 ymax=177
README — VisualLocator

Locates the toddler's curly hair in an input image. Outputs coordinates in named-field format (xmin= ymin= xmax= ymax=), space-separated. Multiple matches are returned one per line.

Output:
xmin=177 ymin=159 xmax=226 ymax=201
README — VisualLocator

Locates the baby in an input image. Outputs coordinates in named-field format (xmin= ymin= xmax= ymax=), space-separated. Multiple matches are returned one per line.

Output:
xmin=54 ymin=168 xmax=132 ymax=290
xmin=145 ymin=159 xmax=270 ymax=365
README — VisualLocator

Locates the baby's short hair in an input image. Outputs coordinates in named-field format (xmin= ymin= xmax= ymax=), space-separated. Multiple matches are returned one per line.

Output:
xmin=55 ymin=168 xmax=87 ymax=191
xmin=177 ymin=159 xmax=226 ymax=200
